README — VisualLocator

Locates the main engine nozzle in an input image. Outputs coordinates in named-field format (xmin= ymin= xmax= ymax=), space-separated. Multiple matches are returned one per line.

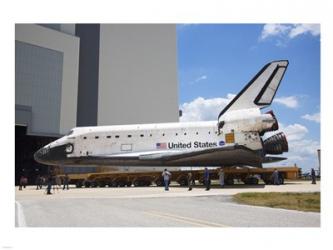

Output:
xmin=263 ymin=132 xmax=288 ymax=155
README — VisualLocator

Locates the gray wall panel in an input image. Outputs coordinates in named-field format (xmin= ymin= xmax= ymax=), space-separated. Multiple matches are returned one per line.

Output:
xmin=75 ymin=24 xmax=100 ymax=126
xmin=16 ymin=24 xmax=80 ymax=135
xmin=15 ymin=41 xmax=63 ymax=134
xmin=98 ymin=24 xmax=179 ymax=126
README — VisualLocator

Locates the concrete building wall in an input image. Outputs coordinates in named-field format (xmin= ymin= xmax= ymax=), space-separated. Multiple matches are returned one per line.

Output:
xmin=97 ymin=24 xmax=179 ymax=126
xmin=15 ymin=41 xmax=63 ymax=134
xmin=75 ymin=24 xmax=100 ymax=126
xmin=15 ymin=24 xmax=80 ymax=135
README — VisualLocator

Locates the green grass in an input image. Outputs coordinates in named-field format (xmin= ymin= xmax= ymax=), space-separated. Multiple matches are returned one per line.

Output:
xmin=233 ymin=192 xmax=320 ymax=212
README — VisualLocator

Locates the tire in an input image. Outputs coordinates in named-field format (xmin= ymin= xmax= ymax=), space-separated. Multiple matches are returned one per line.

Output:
xmin=225 ymin=179 xmax=234 ymax=185
xmin=98 ymin=181 xmax=106 ymax=187
xmin=133 ymin=180 xmax=140 ymax=187
xmin=244 ymin=177 xmax=259 ymax=185
xmin=155 ymin=179 xmax=163 ymax=186
xmin=126 ymin=182 xmax=132 ymax=187
xmin=178 ymin=179 xmax=188 ymax=186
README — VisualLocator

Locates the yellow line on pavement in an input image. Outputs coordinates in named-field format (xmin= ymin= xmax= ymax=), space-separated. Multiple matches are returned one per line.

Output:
xmin=144 ymin=210 xmax=228 ymax=227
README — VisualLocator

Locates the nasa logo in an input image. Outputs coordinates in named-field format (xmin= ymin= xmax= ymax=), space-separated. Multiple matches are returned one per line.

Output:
xmin=219 ymin=141 xmax=225 ymax=146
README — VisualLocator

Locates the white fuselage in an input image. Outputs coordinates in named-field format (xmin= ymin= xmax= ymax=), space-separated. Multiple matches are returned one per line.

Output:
xmin=54 ymin=120 xmax=262 ymax=159
xmin=34 ymin=108 xmax=279 ymax=167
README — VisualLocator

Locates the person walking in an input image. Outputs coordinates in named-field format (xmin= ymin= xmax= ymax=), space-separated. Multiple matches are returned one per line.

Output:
xmin=63 ymin=174 xmax=70 ymax=190
xmin=19 ymin=175 xmax=25 ymax=190
xmin=204 ymin=167 xmax=210 ymax=191
xmin=272 ymin=169 xmax=280 ymax=185
xmin=36 ymin=175 xmax=41 ymax=190
xmin=311 ymin=168 xmax=316 ymax=184
xmin=218 ymin=168 xmax=225 ymax=187
xmin=162 ymin=169 xmax=171 ymax=191
xmin=55 ymin=175 xmax=61 ymax=192
xmin=187 ymin=172 xmax=193 ymax=191
xmin=46 ymin=175 xmax=53 ymax=195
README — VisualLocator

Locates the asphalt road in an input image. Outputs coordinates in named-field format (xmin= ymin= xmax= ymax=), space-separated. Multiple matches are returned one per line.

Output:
xmin=15 ymin=182 xmax=320 ymax=227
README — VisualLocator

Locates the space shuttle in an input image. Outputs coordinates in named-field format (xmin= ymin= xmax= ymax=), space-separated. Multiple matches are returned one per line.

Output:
xmin=34 ymin=60 xmax=289 ymax=168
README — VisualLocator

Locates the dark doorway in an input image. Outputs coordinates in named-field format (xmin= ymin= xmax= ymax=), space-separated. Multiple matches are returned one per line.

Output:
xmin=15 ymin=125 xmax=58 ymax=185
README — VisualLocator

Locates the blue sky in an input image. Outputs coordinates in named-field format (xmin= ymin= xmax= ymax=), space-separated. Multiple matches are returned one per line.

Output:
xmin=176 ymin=24 xmax=320 ymax=172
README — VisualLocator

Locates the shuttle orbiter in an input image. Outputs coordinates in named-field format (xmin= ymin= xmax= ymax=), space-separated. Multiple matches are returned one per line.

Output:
xmin=35 ymin=60 xmax=289 ymax=168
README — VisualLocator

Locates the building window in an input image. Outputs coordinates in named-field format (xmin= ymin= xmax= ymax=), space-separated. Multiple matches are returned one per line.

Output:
xmin=115 ymin=135 xmax=120 ymax=138
xmin=175 ymin=133 xmax=178 ymax=136
xmin=150 ymin=134 xmax=152 ymax=137
xmin=83 ymin=137 xmax=87 ymax=139
xmin=107 ymin=136 xmax=111 ymax=139
xmin=95 ymin=136 xmax=99 ymax=139
xmin=184 ymin=133 xmax=187 ymax=136
xmin=208 ymin=131 xmax=211 ymax=134
xmin=196 ymin=132 xmax=198 ymax=135
xmin=140 ymin=134 xmax=144 ymax=137
xmin=162 ymin=133 xmax=165 ymax=136
xmin=128 ymin=135 xmax=132 ymax=138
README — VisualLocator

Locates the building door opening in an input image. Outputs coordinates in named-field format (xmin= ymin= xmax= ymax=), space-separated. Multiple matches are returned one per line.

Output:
xmin=15 ymin=125 xmax=58 ymax=185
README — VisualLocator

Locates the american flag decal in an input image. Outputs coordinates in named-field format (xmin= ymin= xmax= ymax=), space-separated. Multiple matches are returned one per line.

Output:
xmin=156 ymin=142 xmax=167 ymax=149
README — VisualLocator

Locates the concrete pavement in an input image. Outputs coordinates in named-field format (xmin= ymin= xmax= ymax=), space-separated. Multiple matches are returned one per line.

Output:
xmin=15 ymin=181 xmax=320 ymax=227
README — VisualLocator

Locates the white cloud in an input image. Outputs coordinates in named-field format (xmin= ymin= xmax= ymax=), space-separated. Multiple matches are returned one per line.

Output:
xmin=179 ymin=95 xmax=234 ymax=122
xmin=190 ymin=75 xmax=207 ymax=84
xmin=288 ymin=24 xmax=320 ymax=38
xmin=273 ymin=96 xmax=299 ymax=108
xmin=302 ymin=112 xmax=320 ymax=123
xmin=281 ymin=123 xmax=308 ymax=141
xmin=265 ymin=123 xmax=308 ymax=142
xmin=260 ymin=24 xmax=320 ymax=43
xmin=260 ymin=24 xmax=291 ymax=40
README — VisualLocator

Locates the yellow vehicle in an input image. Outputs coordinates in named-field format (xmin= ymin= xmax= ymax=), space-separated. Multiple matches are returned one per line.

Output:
xmin=56 ymin=166 xmax=300 ymax=188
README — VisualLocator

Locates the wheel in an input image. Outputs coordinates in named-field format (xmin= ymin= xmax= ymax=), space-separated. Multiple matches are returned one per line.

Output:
xmin=178 ymin=179 xmax=188 ymax=186
xmin=133 ymin=180 xmax=140 ymax=187
xmin=155 ymin=179 xmax=163 ymax=186
xmin=144 ymin=181 xmax=151 ymax=186
xmin=84 ymin=181 xmax=91 ymax=188
xmin=76 ymin=182 xmax=82 ymax=188
xmin=126 ymin=182 xmax=132 ymax=187
xmin=98 ymin=181 xmax=106 ymax=187
xmin=225 ymin=179 xmax=234 ymax=185
xmin=244 ymin=177 xmax=259 ymax=185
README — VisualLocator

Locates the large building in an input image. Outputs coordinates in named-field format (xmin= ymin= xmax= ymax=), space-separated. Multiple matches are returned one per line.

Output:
xmin=15 ymin=24 xmax=179 ymax=183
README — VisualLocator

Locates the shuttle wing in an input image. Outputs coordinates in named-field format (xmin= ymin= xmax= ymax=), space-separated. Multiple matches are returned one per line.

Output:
xmin=88 ymin=144 xmax=264 ymax=167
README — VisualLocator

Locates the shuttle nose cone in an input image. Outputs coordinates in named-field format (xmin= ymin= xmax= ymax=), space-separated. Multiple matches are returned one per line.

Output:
xmin=34 ymin=147 xmax=50 ymax=164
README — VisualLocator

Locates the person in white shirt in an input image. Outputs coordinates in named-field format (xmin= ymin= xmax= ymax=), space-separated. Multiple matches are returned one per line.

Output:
xmin=218 ymin=168 xmax=225 ymax=187
xmin=162 ymin=169 xmax=171 ymax=191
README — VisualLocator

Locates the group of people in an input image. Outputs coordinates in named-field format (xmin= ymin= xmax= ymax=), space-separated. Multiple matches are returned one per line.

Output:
xmin=162 ymin=167 xmax=318 ymax=191
xmin=46 ymin=174 xmax=70 ymax=195
xmin=161 ymin=167 xmax=225 ymax=191
xmin=18 ymin=174 xmax=70 ymax=195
